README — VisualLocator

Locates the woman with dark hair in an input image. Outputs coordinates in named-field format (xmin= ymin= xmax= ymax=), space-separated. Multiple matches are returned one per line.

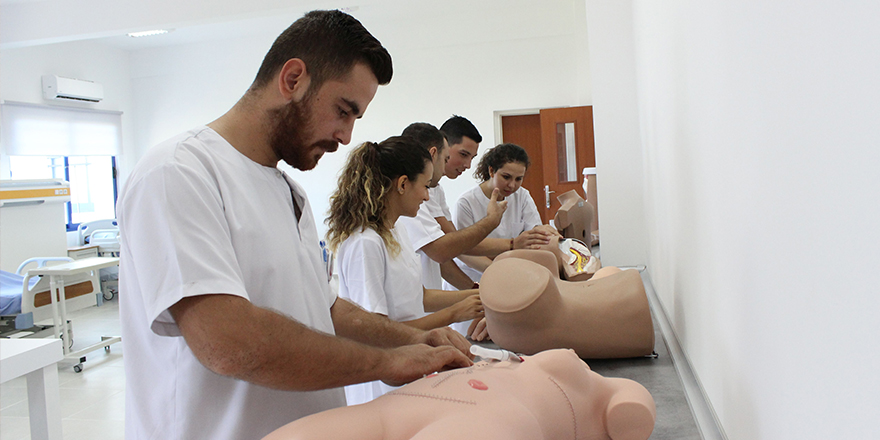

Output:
xmin=451 ymin=143 xmax=547 ymax=285
xmin=326 ymin=136 xmax=482 ymax=405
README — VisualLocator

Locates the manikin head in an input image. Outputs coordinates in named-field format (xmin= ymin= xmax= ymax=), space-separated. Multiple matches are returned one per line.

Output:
xmin=474 ymin=143 xmax=530 ymax=199
xmin=248 ymin=10 xmax=393 ymax=170
xmin=326 ymin=136 xmax=432 ymax=255
xmin=439 ymin=115 xmax=481 ymax=179
xmin=401 ymin=122 xmax=449 ymax=188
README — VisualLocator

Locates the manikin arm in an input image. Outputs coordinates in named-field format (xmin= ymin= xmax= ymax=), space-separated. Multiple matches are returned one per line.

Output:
xmin=170 ymin=294 xmax=473 ymax=391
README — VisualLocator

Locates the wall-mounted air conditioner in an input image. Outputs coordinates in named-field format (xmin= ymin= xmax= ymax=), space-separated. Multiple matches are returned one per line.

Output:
xmin=41 ymin=75 xmax=104 ymax=102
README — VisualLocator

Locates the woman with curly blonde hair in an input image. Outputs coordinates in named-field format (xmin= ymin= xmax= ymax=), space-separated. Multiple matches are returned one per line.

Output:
xmin=326 ymin=136 xmax=482 ymax=405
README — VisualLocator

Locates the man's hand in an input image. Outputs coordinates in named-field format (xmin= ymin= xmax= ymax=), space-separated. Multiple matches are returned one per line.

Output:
xmin=381 ymin=343 xmax=473 ymax=387
xmin=415 ymin=326 xmax=474 ymax=359
xmin=513 ymin=225 xmax=557 ymax=249
xmin=485 ymin=188 xmax=509 ymax=227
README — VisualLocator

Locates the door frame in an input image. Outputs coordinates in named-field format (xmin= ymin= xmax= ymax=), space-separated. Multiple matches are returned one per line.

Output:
xmin=492 ymin=108 xmax=541 ymax=145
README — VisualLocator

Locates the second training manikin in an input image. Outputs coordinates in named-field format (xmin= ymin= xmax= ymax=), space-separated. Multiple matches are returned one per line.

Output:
xmin=481 ymin=250 xmax=654 ymax=359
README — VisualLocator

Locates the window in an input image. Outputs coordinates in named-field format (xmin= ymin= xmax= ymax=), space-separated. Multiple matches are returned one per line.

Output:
xmin=2 ymin=101 xmax=122 ymax=231
xmin=8 ymin=155 xmax=117 ymax=230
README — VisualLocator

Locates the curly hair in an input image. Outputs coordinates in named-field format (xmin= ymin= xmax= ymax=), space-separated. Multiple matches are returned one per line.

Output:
xmin=326 ymin=136 xmax=431 ymax=255
xmin=474 ymin=143 xmax=530 ymax=182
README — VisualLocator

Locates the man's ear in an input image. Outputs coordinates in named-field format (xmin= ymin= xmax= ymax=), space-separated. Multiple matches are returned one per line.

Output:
xmin=277 ymin=58 xmax=310 ymax=101
xmin=428 ymin=146 xmax=439 ymax=160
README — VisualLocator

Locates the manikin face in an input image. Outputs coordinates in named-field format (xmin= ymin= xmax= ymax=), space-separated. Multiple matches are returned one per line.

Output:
xmin=430 ymin=138 xmax=450 ymax=188
xmin=400 ymin=161 xmax=433 ymax=218
xmin=489 ymin=161 xmax=527 ymax=198
xmin=270 ymin=62 xmax=379 ymax=170
xmin=444 ymin=136 xmax=479 ymax=179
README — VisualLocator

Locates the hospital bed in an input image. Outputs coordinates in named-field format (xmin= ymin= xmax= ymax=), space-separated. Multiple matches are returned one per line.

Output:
xmin=76 ymin=219 xmax=121 ymax=299
xmin=0 ymin=256 xmax=121 ymax=372
xmin=77 ymin=219 xmax=120 ymax=256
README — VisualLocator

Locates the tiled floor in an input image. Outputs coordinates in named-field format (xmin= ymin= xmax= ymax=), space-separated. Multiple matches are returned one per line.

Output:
xmin=1 ymin=299 xmax=125 ymax=440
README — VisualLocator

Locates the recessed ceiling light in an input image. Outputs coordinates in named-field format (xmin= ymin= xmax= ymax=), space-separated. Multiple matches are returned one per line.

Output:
xmin=127 ymin=29 xmax=172 ymax=38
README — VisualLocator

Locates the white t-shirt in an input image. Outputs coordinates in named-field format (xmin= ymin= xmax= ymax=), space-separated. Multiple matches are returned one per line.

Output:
xmin=118 ymin=126 xmax=344 ymax=440
xmin=397 ymin=185 xmax=449 ymax=289
xmin=452 ymin=185 xmax=542 ymax=282
xmin=337 ymin=226 xmax=424 ymax=404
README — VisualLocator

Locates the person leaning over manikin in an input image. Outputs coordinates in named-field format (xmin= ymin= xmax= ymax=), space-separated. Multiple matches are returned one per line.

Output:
xmin=447 ymin=143 xmax=559 ymax=335
xmin=326 ymin=136 xmax=483 ymax=405
xmin=450 ymin=143 xmax=558 ymax=284
xmin=397 ymin=117 xmax=555 ymax=337
xmin=116 ymin=11 xmax=472 ymax=440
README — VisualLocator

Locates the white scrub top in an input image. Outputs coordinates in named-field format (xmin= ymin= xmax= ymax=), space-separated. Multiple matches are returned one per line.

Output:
xmin=337 ymin=226 xmax=425 ymax=404
xmin=118 ymin=126 xmax=344 ymax=440
xmin=397 ymin=185 xmax=449 ymax=289
xmin=337 ymin=227 xmax=425 ymax=322
xmin=452 ymin=185 xmax=543 ymax=283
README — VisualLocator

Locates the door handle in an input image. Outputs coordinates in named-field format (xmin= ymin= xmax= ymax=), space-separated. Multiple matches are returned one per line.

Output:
xmin=544 ymin=185 xmax=555 ymax=209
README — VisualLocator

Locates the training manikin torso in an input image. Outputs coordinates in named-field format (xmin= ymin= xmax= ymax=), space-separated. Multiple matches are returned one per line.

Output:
xmin=263 ymin=348 xmax=656 ymax=440
xmin=480 ymin=249 xmax=654 ymax=359
xmin=554 ymin=189 xmax=594 ymax=244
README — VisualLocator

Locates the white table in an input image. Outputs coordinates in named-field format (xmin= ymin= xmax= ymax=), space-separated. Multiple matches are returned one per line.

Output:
xmin=28 ymin=257 xmax=122 ymax=370
xmin=0 ymin=338 xmax=64 ymax=440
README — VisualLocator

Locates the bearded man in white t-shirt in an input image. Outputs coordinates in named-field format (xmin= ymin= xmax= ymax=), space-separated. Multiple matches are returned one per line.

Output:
xmin=117 ymin=11 xmax=472 ymax=440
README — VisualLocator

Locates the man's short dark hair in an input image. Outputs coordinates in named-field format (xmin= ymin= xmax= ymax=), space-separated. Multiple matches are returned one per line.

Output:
xmin=440 ymin=115 xmax=482 ymax=146
xmin=402 ymin=122 xmax=446 ymax=154
xmin=251 ymin=10 xmax=392 ymax=92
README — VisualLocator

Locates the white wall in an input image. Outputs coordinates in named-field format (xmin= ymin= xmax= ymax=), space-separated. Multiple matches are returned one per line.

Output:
xmin=584 ymin=0 xmax=646 ymax=267
xmin=0 ymin=41 xmax=135 ymax=259
xmin=587 ymin=1 xmax=880 ymax=438
xmin=129 ymin=0 xmax=591 ymax=238
xmin=0 ymin=40 xmax=136 ymax=184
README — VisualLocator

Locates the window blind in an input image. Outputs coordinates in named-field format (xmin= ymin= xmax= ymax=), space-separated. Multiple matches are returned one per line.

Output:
xmin=1 ymin=101 xmax=122 ymax=156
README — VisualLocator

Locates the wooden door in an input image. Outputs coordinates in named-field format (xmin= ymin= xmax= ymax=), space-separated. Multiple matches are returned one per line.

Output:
xmin=539 ymin=106 xmax=595 ymax=221
xmin=500 ymin=114 xmax=546 ymax=223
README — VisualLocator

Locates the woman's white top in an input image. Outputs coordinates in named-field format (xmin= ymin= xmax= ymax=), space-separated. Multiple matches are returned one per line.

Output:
xmin=396 ymin=185 xmax=449 ymax=289
xmin=452 ymin=185 xmax=543 ymax=283
xmin=337 ymin=225 xmax=425 ymax=404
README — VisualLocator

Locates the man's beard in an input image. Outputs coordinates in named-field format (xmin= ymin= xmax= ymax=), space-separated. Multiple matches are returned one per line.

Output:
xmin=268 ymin=94 xmax=338 ymax=171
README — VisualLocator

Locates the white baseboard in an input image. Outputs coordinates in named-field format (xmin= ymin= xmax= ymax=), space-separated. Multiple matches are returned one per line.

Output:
xmin=636 ymin=268 xmax=728 ymax=440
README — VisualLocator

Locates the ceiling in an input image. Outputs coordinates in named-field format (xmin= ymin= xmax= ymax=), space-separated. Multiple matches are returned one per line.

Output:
xmin=0 ymin=0 xmax=583 ymax=52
